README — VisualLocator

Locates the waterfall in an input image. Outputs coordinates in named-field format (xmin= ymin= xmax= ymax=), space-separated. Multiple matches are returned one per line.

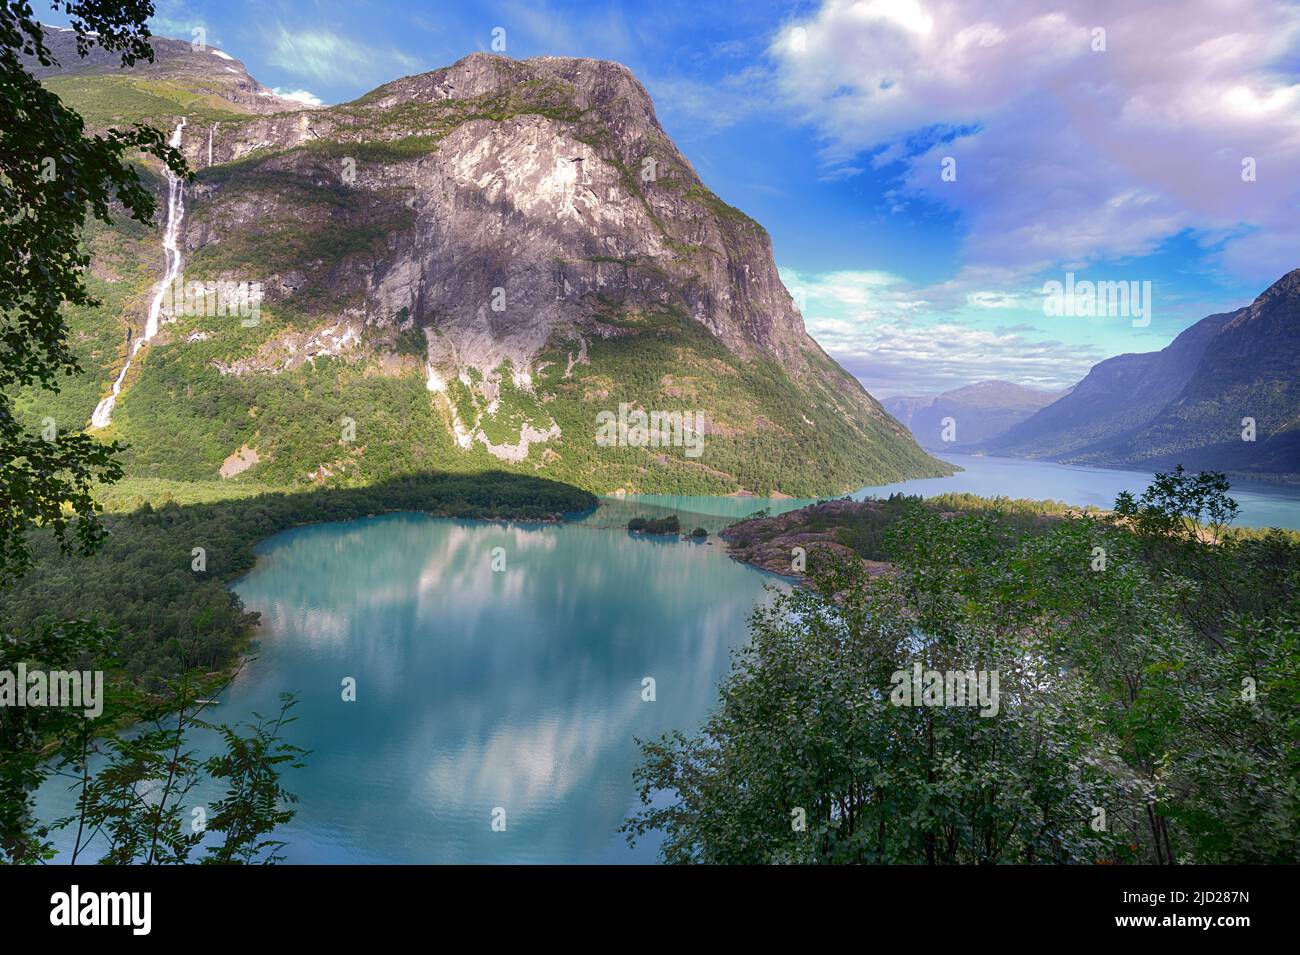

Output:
xmin=90 ymin=118 xmax=187 ymax=430
xmin=208 ymin=122 xmax=215 ymax=167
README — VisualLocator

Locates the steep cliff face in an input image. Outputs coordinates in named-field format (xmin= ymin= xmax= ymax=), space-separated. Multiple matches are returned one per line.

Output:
xmin=189 ymin=54 xmax=819 ymax=375
xmin=26 ymin=45 xmax=949 ymax=496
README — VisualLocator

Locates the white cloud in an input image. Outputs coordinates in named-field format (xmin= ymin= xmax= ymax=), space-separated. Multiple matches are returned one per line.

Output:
xmin=272 ymin=87 xmax=324 ymax=107
xmin=782 ymin=267 xmax=917 ymax=316
xmin=771 ymin=0 xmax=1300 ymax=284
xmin=823 ymin=315 xmax=1102 ymax=397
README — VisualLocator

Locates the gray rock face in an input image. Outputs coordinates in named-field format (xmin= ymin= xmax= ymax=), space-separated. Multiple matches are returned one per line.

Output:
xmin=187 ymin=53 xmax=814 ymax=385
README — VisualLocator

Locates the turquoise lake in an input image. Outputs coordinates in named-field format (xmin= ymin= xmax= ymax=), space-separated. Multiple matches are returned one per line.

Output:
xmin=35 ymin=454 xmax=1300 ymax=863
xmin=623 ymin=453 xmax=1300 ymax=529
xmin=38 ymin=513 xmax=782 ymax=864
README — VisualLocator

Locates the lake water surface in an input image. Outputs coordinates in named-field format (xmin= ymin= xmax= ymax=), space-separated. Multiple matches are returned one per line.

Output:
xmin=624 ymin=453 xmax=1300 ymax=530
xmin=39 ymin=514 xmax=779 ymax=864
xmin=36 ymin=455 xmax=1300 ymax=863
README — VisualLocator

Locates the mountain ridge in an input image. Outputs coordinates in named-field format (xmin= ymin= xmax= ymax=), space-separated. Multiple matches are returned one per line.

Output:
xmin=18 ymin=38 xmax=951 ymax=497
xmin=986 ymin=270 xmax=1300 ymax=482
xmin=27 ymin=26 xmax=312 ymax=117
xmin=883 ymin=380 xmax=1067 ymax=450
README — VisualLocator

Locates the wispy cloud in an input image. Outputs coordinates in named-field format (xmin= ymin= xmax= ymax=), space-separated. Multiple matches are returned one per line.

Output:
xmin=264 ymin=23 xmax=421 ymax=87
xmin=781 ymin=266 xmax=1103 ymax=396
xmin=148 ymin=0 xmax=215 ymax=46
xmin=646 ymin=65 xmax=774 ymax=133
xmin=487 ymin=0 xmax=635 ymax=58
xmin=844 ymin=320 xmax=1102 ymax=397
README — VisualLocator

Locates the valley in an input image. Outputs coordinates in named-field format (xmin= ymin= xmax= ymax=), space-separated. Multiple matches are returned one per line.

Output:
xmin=982 ymin=271 xmax=1300 ymax=483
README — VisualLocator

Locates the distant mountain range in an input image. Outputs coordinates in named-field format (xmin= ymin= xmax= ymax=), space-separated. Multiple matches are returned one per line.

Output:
xmin=984 ymin=269 xmax=1300 ymax=482
xmin=883 ymin=380 xmax=1068 ymax=450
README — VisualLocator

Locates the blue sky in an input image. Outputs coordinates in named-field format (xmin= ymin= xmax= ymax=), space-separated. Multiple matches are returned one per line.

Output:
xmin=44 ymin=0 xmax=1300 ymax=396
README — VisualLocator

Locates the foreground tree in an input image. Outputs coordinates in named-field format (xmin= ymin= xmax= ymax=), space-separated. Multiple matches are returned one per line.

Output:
xmin=625 ymin=512 xmax=1131 ymax=864
xmin=628 ymin=472 xmax=1300 ymax=864
xmin=1 ymin=0 xmax=187 ymax=585
xmin=1 ymin=8 xmax=304 ymax=865
xmin=0 ymin=626 xmax=306 ymax=864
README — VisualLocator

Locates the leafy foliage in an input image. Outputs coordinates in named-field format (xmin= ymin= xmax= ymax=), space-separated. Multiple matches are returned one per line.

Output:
xmin=1 ymin=3 xmax=188 ymax=584
xmin=628 ymin=469 xmax=1300 ymax=864
xmin=0 ymin=623 xmax=306 ymax=864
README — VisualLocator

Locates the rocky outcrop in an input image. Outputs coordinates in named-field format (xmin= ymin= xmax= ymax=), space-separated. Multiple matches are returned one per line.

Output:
xmin=720 ymin=499 xmax=893 ymax=580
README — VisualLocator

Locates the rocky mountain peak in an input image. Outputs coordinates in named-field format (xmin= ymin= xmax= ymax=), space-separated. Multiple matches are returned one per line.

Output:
xmin=1249 ymin=267 xmax=1300 ymax=308
xmin=196 ymin=48 xmax=812 ymax=390
xmin=373 ymin=52 xmax=663 ymax=130
xmin=27 ymin=38 xmax=945 ymax=494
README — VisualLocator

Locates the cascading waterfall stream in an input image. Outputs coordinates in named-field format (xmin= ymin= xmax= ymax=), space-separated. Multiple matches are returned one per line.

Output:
xmin=90 ymin=117 xmax=187 ymax=429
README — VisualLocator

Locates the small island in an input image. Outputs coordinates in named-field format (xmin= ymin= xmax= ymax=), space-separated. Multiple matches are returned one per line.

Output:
xmin=627 ymin=514 xmax=681 ymax=535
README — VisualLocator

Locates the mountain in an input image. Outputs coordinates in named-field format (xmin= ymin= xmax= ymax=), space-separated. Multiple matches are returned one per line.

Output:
xmin=986 ymin=270 xmax=1300 ymax=481
xmin=25 ymin=25 xmax=312 ymax=117
xmin=18 ymin=35 xmax=950 ymax=497
xmin=882 ymin=380 xmax=1067 ymax=450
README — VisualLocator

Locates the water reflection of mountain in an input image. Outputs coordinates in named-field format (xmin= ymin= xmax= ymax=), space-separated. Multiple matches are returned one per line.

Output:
xmin=225 ymin=514 xmax=782 ymax=863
